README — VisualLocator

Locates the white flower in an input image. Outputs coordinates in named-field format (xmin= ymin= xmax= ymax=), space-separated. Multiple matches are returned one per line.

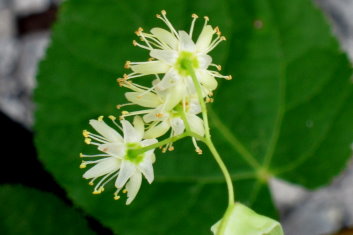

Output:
xmin=120 ymin=10 xmax=231 ymax=99
xmin=80 ymin=115 xmax=157 ymax=205
xmin=120 ymin=80 xmax=204 ymax=138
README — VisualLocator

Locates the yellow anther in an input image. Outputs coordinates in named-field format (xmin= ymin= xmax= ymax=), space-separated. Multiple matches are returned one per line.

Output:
xmin=80 ymin=163 xmax=86 ymax=169
xmin=79 ymin=153 xmax=84 ymax=158
xmin=116 ymin=104 xmax=122 ymax=109
xmin=168 ymin=146 xmax=174 ymax=151
xmin=88 ymin=181 xmax=94 ymax=186
xmin=148 ymin=57 xmax=155 ymax=61
xmin=114 ymin=195 xmax=121 ymax=200
xmin=209 ymin=91 xmax=214 ymax=97
xmin=108 ymin=115 xmax=116 ymax=121
xmin=162 ymin=148 xmax=167 ymax=153
xmin=217 ymin=65 xmax=222 ymax=71
xmin=156 ymin=14 xmax=161 ymax=18
xmin=122 ymin=111 xmax=129 ymax=115
xmin=124 ymin=61 xmax=131 ymax=69
xmin=155 ymin=113 xmax=163 ymax=118
xmin=84 ymin=138 xmax=91 ymax=145
xmin=161 ymin=10 xmax=166 ymax=15
xmin=196 ymin=148 xmax=203 ymax=155
xmin=82 ymin=130 xmax=89 ymax=138
xmin=123 ymin=189 xmax=128 ymax=194
xmin=192 ymin=13 xmax=198 ymax=18
xmin=214 ymin=26 xmax=221 ymax=36
xmin=92 ymin=190 xmax=101 ymax=195
xmin=98 ymin=116 xmax=104 ymax=121
xmin=226 ymin=75 xmax=232 ymax=80
xmin=204 ymin=16 xmax=209 ymax=21
xmin=123 ymin=74 xmax=129 ymax=79
xmin=132 ymin=40 xmax=138 ymax=46
xmin=119 ymin=116 xmax=124 ymax=120
xmin=221 ymin=36 xmax=226 ymax=41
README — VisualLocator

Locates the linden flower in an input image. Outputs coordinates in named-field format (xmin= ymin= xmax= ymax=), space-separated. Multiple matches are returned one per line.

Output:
xmin=120 ymin=79 xmax=204 ymax=139
xmin=121 ymin=10 xmax=231 ymax=99
xmin=80 ymin=116 xmax=157 ymax=205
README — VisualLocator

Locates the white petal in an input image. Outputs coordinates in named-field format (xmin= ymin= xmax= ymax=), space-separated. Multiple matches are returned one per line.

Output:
xmin=178 ymin=31 xmax=196 ymax=52
xmin=188 ymin=99 xmax=201 ymax=115
xmin=121 ymin=120 xmax=142 ymax=143
xmin=142 ymin=107 xmax=167 ymax=123
xmin=98 ymin=143 xmax=125 ymax=158
xmin=155 ymin=69 xmax=180 ymax=90
xmin=150 ymin=27 xmax=178 ymax=49
xmin=83 ymin=157 xmax=120 ymax=179
xmin=125 ymin=172 xmax=142 ymax=205
xmin=197 ymin=54 xmax=212 ymax=69
xmin=138 ymin=155 xmax=154 ymax=184
xmin=125 ymin=92 xmax=161 ymax=108
xmin=196 ymin=25 xmax=214 ymax=52
xmin=131 ymin=61 xmax=170 ymax=74
xmin=144 ymin=121 xmax=171 ymax=139
xmin=162 ymin=82 xmax=185 ymax=111
xmin=187 ymin=114 xmax=205 ymax=136
xmin=150 ymin=49 xmax=178 ymax=64
xmin=133 ymin=116 xmax=144 ymax=141
xmin=171 ymin=117 xmax=185 ymax=135
xmin=115 ymin=160 xmax=136 ymax=188
xmin=89 ymin=119 xmax=123 ymax=143
xmin=141 ymin=138 xmax=158 ymax=147
xmin=198 ymin=70 xmax=218 ymax=91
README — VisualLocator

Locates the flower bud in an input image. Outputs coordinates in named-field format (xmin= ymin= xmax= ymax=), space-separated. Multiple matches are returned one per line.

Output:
xmin=211 ymin=203 xmax=283 ymax=235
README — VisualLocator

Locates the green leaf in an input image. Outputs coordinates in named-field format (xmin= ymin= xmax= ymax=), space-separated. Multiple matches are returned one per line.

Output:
xmin=34 ymin=0 xmax=353 ymax=234
xmin=0 ymin=185 xmax=94 ymax=234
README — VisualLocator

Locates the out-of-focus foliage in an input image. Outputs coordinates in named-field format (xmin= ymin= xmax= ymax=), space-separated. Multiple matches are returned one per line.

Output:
xmin=0 ymin=185 xmax=94 ymax=234
xmin=34 ymin=0 xmax=353 ymax=234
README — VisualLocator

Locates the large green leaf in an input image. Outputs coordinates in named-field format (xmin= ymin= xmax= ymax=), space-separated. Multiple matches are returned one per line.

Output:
xmin=34 ymin=0 xmax=353 ymax=234
xmin=0 ymin=185 xmax=94 ymax=234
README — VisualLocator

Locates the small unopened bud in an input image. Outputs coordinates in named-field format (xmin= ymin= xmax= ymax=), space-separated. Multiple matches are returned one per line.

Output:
xmin=211 ymin=203 xmax=283 ymax=235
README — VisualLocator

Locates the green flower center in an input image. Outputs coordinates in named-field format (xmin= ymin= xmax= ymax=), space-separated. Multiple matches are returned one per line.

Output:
xmin=175 ymin=51 xmax=199 ymax=76
xmin=125 ymin=143 xmax=144 ymax=164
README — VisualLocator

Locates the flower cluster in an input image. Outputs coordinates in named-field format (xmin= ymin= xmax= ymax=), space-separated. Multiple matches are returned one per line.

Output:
xmin=80 ymin=10 xmax=230 ymax=204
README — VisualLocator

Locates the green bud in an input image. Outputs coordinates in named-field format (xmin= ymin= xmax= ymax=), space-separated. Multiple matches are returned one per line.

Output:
xmin=211 ymin=203 xmax=284 ymax=235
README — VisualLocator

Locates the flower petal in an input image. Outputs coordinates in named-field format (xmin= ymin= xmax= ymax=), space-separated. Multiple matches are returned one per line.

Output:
xmin=98 ymin=143 xmax=125 ymax=158
xmin=188 ymin=99 xmax=201 ymax=115
xmin=198 ymin=70 xmax=218 ymax=91
xmin=197 ymin=54 xmax=212 ymax=69
xmin=144 ymin=121 xmax=170 ymax=139
xmin=178 ymin=31 xmax=196 ymax=52
xmin=196 ymin=25 xmax=214 ymax=52
xmin=187 ymin=114 xmax=205 ymax=136
xmin=125 ymin=91 xmax=161 ymax=108
xmin=133 ymin=116 xmax=144 ymax=141
xmin=125 ymin=172 xmax=142 ymax=205
xmin=141 ymin=138 xmax=158 ymax=147
xmin=138 ymin=155 xmax=154 ymax=184
xmin=121 ymin=120 xmax=142 ymax=143
xmin=131 ymin=61 xmax=170 ymax=75
xmin=83 ymin=157 xmax=120 ymax=179
xmin=89 ymin=119 xmax=123 ymax=143
xmin=150 ymin=49 xmax=178 ymax=64
xmin=171 ymin=117 xmax=185 ymax=135
xmin=150 ymin=27 xmax=178 ymax=50
xmin=115 ymin=160 xmax=136 ymax=188
xmin=155 ymin=69 xmax=180 ymax=91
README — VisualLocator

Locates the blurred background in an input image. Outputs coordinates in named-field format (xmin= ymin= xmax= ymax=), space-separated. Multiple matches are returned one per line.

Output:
xmin=0 ymin=0 xmax=352 ymax=234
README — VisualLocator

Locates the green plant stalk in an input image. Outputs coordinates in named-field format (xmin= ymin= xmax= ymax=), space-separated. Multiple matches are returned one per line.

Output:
xmin=186 ymin=63 xmax=235 ymax=206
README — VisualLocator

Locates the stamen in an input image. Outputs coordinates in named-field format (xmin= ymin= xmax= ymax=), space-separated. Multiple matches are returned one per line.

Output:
xmin=192 ymin=137 xmax=203 ymax=155
xmin=156 ymin=10 xmax=179 ymax=38
xmin=124 ymin=61 xmax=131 ymax=69
xmin=123 ymin=189 xmax=128 ymax=194
xmin=189 ymin=13 xmax=198 ymax=37
xmin=98 ymin=116 xmax=104 ymax=121
xmin=82 ymin=130 xmax=89 ymax=138
xmin=84 ymin=138 xmax=91 ymax=144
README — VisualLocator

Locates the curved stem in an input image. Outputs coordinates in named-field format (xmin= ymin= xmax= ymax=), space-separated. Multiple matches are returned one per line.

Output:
xmin=206 ymin=140 xmax=235 ymax=205
xmin=186 ymin=63 xmax=235 ymax=206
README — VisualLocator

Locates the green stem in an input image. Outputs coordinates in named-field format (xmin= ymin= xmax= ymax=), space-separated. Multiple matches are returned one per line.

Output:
xmin=186 ymin=63 xmax=235 ymax=206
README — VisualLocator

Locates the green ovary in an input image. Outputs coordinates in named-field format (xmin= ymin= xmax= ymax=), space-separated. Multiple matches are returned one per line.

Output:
xmin=175 ymin=51 xmax=199 ymax=76
xmin=125 ymin=143 xmax=144 ymax=163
